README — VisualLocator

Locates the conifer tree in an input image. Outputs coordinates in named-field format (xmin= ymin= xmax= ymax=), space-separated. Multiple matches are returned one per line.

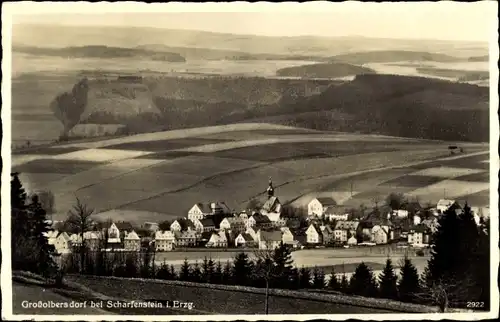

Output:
xmin=212 ymin=261 xmax=223 ymax=284
xmin=298 ymin=266 xmax=311 ymax=289
xmin=350 ymin=262 xmax=378 ymax=297
xmin=222 ymin=260 xmax=232 ymax=284
xmin=169 ymin=265 xmax=177 ymax=280
xmin=398 ymin=257 xmax=421 ymax=303
xmin=271 ymin=242 xmax=295 ymax=288
xmin=327 ymin=268 xmax=340 ymax=291
xmin=289 ymin=267 xmax=300 ymax=290
xmin=27 ymin=194 xmax=57 ymax=277
xmin=379 ymin=258 xmax=398 ymax=300
xmin=312 ymin=266 xmax=326 ymax=289
xmin=340 ymin=273 xmax=350 ymax=294
xmin=191 ymin=261 xmax=202 ymax=283
xmin=231 ymin=252 xmax=252 ymax=286
xmin=179 ymin=258 xmax=191 ymax=281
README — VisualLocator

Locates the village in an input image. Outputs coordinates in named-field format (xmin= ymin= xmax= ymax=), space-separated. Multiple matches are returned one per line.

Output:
xmin=44 ymin=178 xmax=490 ymax=256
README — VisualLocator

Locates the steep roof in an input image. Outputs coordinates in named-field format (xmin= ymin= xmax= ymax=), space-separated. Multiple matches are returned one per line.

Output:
xmin=262 ymin=196 xmax=281 ymax=213
xmin=334 ymin=221 xmax=359 ymax=230
xmin=316 ymin=197 xmax=337 ymax=206
xmin=125 ymin=230 xmax=140 ymax=240
xmin=260 ymin=230 xmax=282 ymax=242
xmin=252 ymin=214 xmax=271 ymax=224
xmin=194 ymin=203 xmax=212 ymax=213
xmin=199 ymin=218 xmax=216 ymax=227
xmin=437 ymin=199 xmax=456 ymax=208
xmin=155 ymin=230 xmax=175 ymax=240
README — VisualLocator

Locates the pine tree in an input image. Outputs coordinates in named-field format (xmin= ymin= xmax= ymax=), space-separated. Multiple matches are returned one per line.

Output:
xmin=191 ymin=261 xmax=202 ymax=283
xmin=312 ymin=266 xmax=326 ymax=289
xmin=212 ymin=261 xmax=223 ymax=284
xmin=271 ymin=242 xmax=295 ymax=288
xmin=156 ymin=261 xmax=170 ymax=280
xmin=423 ymin=204 xmax=488 ymax=310
xmin=350 ymin=262 xmax=378 ymax=297
xmin=289 ymin=267 xmax=300 ymax=290
xmin=298 ymin=266 xmax=311 ymax=289
xmin=201 ymin=257 xmax=210 ymax=283
xmin=340 ymin=273 xmax=350 ymax=294
xmin=379 ymin=258 xmax=398 ymax=300
xmin=222 ymin=260 xmax=232 ymax=284
xmin=179 ymin=258 xmax=191 ymax=281
xmin=169 ymin=265 xmax=177 ymax=280
xmin=27 ymin=194 xmax=57 ymax=277
xmin=231 ymin=252 xmax=252 ymax=286
xmin=398 ymin=257 xmax=421 ymax=303
xmin=202 ymin=257 xmax=215 ymax=283
xmin=327 ymin=268 xmax=340 ymax=291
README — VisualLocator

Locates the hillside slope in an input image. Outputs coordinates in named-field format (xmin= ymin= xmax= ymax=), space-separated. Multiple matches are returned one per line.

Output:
xmin=253 ymin=74 xmax=489 ymax=142
xmin=276 ymin=63 xmax=376 ymax=78
xmin=13 ymin=45 xmax=186 ymax=62
xmin=330 ymin=50 xmax=463 ymax=63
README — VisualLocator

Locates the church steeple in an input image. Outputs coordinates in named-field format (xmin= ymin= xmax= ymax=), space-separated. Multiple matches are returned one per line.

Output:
xmin=267 ymin=177 xmax=274 ymax=198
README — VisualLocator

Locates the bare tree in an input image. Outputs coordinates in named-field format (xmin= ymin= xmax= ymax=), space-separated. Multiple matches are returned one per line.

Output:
xmin=253 ymin=243 xmax=275 ymax=315
xmin=66 ymin=197 xmax=95 ymax=273
xmin=415 ymin=276 xmax=476 ymax=312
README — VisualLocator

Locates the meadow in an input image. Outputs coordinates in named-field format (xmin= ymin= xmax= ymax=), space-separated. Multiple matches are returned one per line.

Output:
xmin=12 ymin=124 xmax=489 ymax=221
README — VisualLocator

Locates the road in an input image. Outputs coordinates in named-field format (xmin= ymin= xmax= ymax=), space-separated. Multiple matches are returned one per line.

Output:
xmin=12 ymin=282 xmax=113 ymax=315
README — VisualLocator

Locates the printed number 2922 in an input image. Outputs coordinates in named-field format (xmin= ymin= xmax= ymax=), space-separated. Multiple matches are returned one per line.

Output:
xmin=467 ymin=302 xmax=485 ymax=308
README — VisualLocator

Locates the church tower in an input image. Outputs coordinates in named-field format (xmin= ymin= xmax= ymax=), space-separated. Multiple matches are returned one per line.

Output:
xmin=267 ymin=177 xmax=274 ymax=198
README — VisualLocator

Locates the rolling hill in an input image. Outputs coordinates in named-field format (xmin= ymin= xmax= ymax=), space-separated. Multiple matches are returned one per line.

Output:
xmin=329 ymin=50 xmax=464 ymax=64
xmin=276 ymin=62 xmax=376 ymax=78
xmin=12 ymin=124 xmax=488 ymax=222
xmin=13 ymin=24 xmax=488 ymax=57
xmin=13 ymin=45 xmax=186 ymax=62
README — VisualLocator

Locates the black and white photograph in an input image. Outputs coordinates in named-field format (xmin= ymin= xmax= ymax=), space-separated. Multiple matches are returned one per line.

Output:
xmin=1 ymin=1 xmax=498 ymax=320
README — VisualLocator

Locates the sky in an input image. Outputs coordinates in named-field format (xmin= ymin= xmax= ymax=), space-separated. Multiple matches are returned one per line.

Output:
xmin=7 ymin=1 xmax=497 ymax=42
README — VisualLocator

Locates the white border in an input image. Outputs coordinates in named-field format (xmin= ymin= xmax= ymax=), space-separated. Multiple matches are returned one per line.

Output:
xmin=1 ymin=1 xmax=499 ymax=321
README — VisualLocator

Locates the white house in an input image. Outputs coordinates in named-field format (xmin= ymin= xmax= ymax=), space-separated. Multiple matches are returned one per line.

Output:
xmin=389 ymin=209 xmax=409 ymax=218
xmin=235 ymin=233 xmax=255 ymax=247
xmin=206 ymin=231 xmax=228 ymax=248
xmin=371 ymin=225 xmax=389 ymax=244
xmin=187 ymin=203 xmax=213 ymax=221
xmin=413 ymin=214 xmax=422 ymax=226
xmin=257 ymin=230 xmax=282 ymax=250
xmin=175 ymin=230 xmax=197 ymax=247
xmin=281 ymin=227 xmax=295 ymax=245
xmin=155 ymin=230 xmax=176 ymax=251
xmin=305 ymin=224 xmax=323 ymax=244
xmin=408 ymin=225 xmax=430 ymax=246
xmin=347 ymin=235 xmax=358 ymax=246
xmin=192 ymin=218 xmax=216 ymax=233
xmin=170 ymin=220 xmax=183 ymax=232
xmin=333 ymin=221 xmax=359 ymax=243
xmin=307 ymin=197 xmax=337 ymax=218
xmin=124 ymin=231 xmax=141 ymax=251
xmin=49 ymin=232 xmax=72 ymax=254
xmin=219 ymin=217 xmax=245 ymax=233
xmin=107 ymin=223 xmax=121 ymax=244
xmin=246 ymin=227 xmax=259 ymax=241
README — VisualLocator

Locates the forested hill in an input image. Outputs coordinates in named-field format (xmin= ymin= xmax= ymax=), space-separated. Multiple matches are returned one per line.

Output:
xmin=241 ymin=74 xmax=489 ymax=142
xmin=13 ymin=45 xmax=186 ymax=62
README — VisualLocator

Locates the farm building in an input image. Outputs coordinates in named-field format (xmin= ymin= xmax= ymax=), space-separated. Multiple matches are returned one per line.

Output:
xmin=155 ymin=231 xmax=175 ymax=252
xmin=307 ymin=197 xmax=338 ymax=218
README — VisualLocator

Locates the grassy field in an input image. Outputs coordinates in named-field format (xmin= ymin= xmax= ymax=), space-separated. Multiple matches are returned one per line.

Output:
xmin=12 ymin=124 xmax=489 ymax=218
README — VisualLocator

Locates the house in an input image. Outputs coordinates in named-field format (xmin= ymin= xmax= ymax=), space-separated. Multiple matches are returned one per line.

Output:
xmin=192 ymin=218 xmax=216 ymax=233
xmin=389 ymin=209 xmax=409 ymax=218
xmin=170 ymin=218 xmax=195 ymax=232
xmin=307 ymin=197 xmax=337 ymax=218
xmin=413 ymin=214 xmax=422 ymax=226
xmin=235 ymin=233 xmax=256 ymax=247
xmin=247 ymin=213 xmax=273 ymax=230
xmin=408 ymin=224 xmax=431 ymax=245
xmin=238 ymin=211 xmax=250 ymax=225
xmin=83 ymin=231 xmax=103 ymax=250
xmin=246 ymin=227 xmax=259 ymax=241
xmin=281 ymin=227 xmax=295 ymax=245
xmin=187 ymin=203 xmax=213 ymax=221
xmin=333 ymin=221 xmax=359 ymax=243
xmin=107 ymin=223 xmax=122 ymax=244
xmin=206 ymin=231 xmax=228 ymax=248
xmin=49 ymin=232 xmax=72 ymax=254
xmin=69 ymin=233 xmax=82 ymax=247
xmin=320 ymin=225 xmax=334 ymax=244
xmin=324 ymin=205 xmax=350 ymax=221
xmin=257 ymin=230 xmax=282 ymax=250
xmin=124 ymin=231 xmax=141 ymax=251
xmin=371 ymin=225 xmax=389 ymax=244
xmin=305 ymin=224 xmax=323 ymax=244
xmin=155 ymin=230 xmax=176 ymax=251
xmin=175 ymin=230 xmax=197 ymax=247
xmin=347 ymin=235 xmax=358 ymax=246
xmin=436 ymin=199 xmax=459 ymax=213
xmin=219 ymin=217 xmax=246 ymax=233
